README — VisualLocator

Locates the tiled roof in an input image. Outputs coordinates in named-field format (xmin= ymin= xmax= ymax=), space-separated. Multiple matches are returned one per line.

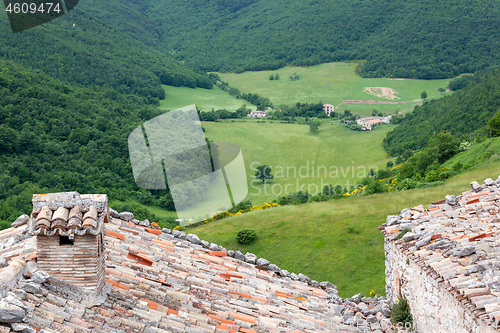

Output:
xmin=29 ymin=192 xmax=107 ymax=237
xmin=0 ymin=213 xmax=397 ymax=332
xmin=382 ymin=176 xmax=500 ymax=326
xmin=0 ymin=191 xmax=400 ymax=332
xmin=32 ymin=205 xmax=103 ymax=236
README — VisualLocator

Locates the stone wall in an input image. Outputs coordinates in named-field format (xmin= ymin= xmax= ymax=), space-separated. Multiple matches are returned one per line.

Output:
xmin=385 ymin=238 xmax=497 ymax=333
xmin=37 ymin=234 xmax=105 ymax=293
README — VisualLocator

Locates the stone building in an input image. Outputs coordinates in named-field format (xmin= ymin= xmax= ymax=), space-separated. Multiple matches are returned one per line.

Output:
xmin=29 ymin=192 xmax=109 ymax=294
xmin=383 ymin=177 xmax=500 ymax=332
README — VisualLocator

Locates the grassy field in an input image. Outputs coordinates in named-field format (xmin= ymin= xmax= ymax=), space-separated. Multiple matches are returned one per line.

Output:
xmin=159 ymin=85 xmax=257 ymax=112
xmin=190 ymin=160 xmax=500 ymax=298
xmin=202 ymin=120 xmax=395 ymax=205
xmin=217 ymin=62 xmax=453 ymax=117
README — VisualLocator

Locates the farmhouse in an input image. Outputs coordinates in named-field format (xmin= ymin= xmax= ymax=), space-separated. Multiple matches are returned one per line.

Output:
xmin=322 ymin=104 xmax=334 ymax=117
xmin=382 ymin=177 xmax=500 ymax=332
xmin=356 ymin=116 xmax=391 ymax=131
xmin=247 ymin=110 xmax=267 ymax=118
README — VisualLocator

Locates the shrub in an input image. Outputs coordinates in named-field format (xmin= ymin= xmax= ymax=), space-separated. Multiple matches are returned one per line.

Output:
xmin=391 ymin=296 xmax=413 ymax=328
xmin=398 ymin=178 xmax=418 ymax=190
xmin=236 ymin=229 xmax=257 ymax=245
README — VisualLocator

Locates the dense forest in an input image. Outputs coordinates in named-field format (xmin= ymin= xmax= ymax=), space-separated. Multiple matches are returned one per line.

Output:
xmin=383 ymin=67 xmax=500 ymax=157
xmin=0 ymin=7 xmax=212 ymax=102
xmin=0 ymin=60 xmax=176 ymax=229
xmin=99 ymin=0 xmax=500 ymax=79
xmin=2 ymin=0 xmax=499 ymax=98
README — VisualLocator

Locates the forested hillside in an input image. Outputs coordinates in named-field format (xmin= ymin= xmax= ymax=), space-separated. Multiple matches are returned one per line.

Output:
xmin=0 ymin=60 xmax=173 ymax=228
xmin=383 ymin=67 xmax=500 ymax=157
xmin=0 ymin=7 xmax=212 ymax=101
xmin=3 ymin=0 xmax=498 ymax=92
xmin=125 ymin=0 xmax=500 ymax=79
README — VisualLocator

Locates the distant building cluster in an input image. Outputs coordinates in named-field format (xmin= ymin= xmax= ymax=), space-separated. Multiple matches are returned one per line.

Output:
xmin=356 ymin=116 xmax=391 ymax=131
xmin=247 ymin=110 xmax=268 ymax=118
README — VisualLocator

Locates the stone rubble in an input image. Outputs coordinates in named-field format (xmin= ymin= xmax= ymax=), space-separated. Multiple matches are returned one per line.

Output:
xmin=10 ymin=216 xmax=29 ymax=229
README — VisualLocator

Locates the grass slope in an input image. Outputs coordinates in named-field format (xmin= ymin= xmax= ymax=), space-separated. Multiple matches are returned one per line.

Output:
xmin=191 ymin=161 xmax=500 ymax=298
xmin=159 ymin=85 xmax=257 ymax=112
xmin=217 ymin=63 xmax=452 ymax=116
xmin=202 ymin=120 xmax=394 ymax=205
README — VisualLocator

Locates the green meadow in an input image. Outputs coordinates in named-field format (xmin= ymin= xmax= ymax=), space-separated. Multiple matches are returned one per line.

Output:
xmin=202 ymin=120 xmax=395 ymax=205
xmin=191 ymin=159 xmax=500 ymax=298
xmin=217 ymin=62 xmax=453 ymax=117
xmin=159 ymin=85 xmax=257 ymax=112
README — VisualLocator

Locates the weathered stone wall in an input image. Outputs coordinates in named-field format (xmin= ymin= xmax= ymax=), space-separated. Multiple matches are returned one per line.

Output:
xmin=385 ymin=238 xmax=497 ymax=333
xmin=37 ymin=234 xmax=105 ymax=292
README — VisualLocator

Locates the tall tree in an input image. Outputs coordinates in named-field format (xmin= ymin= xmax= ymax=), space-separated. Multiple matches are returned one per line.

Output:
xmin=255 ymin=165 xmax=274 ymax=184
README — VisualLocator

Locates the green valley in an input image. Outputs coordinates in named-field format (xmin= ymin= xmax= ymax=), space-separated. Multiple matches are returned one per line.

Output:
xmin=202 ymin=120 xmax=394 ymax=205
xmin=2 ymin=0 xmax=500 ymax=307
xmin=216 ymin=62 xmax=452 ymax=116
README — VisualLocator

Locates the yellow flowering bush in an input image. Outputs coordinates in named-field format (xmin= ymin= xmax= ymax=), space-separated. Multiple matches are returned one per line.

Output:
xmin=196 ymin=202 xmax=281 ymax=225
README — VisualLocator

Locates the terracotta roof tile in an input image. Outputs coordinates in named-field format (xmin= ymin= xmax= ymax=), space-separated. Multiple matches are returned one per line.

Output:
xmin=208 ymin=251 xmax=228 ymax=257
xmin=105 ymin=230 xmax=125 ymax=240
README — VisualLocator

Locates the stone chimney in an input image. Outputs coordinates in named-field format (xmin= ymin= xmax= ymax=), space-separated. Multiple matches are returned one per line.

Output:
xmin=29 ymin=192 xmax=109 ymax=294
